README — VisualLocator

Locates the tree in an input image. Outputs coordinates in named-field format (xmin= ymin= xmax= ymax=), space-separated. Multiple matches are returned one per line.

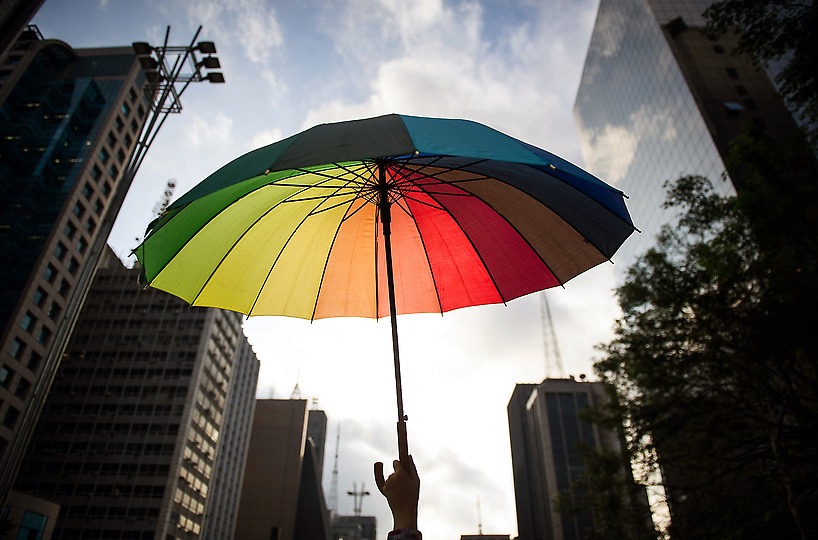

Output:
xmin=594 ymin=156 xmax=818 ymax=539
xmin=704 ymin=1 xmax=818 ymax=148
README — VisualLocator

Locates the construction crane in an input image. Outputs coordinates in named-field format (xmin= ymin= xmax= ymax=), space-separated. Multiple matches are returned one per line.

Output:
xmin=541 ymin=292 xmax=565 ymax=378
xmin=328 ymin=424 xmax=340 ymax=513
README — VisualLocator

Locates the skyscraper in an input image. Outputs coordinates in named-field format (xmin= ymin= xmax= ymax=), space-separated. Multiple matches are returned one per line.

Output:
xmin=235 ymin=399 xmax=332 ymax=540
xmin=507 ymin=378 xmax=641 ymax=540
xmin=0 ymin=28 xmax=150 ymax=494
xmin=573 ymin=0 xmax=800 ymax=264
xmin=13 ymin=246 xmax=259 ymax=540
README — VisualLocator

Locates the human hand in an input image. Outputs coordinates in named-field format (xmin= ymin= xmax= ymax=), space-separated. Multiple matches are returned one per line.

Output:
xmin=374 ymin=454 xmax=420 ymax=530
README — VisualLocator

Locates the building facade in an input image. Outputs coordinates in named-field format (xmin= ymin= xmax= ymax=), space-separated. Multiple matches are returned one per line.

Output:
xmin=574 ymin=0 xmax=731 ymax=263
xmin=574 ymin=0 xmax=766 ymax=264
xmin=0 ymin=28 xmax=150 ymax=496
xmin=508 ymin=378 xmax=627 ymax=540
xmin=235 ymin=400 xmax=331 ymax=540
xmin=13 ymin=246 xmax=259 ymax=540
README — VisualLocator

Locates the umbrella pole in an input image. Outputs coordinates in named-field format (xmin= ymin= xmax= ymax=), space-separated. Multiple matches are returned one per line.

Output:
xmin=379 ymin=162 xmax=410 ymax=461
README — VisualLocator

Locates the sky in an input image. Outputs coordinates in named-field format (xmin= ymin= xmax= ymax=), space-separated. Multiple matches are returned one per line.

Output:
xmin=31 ymin=0 xmax=623 ymax=537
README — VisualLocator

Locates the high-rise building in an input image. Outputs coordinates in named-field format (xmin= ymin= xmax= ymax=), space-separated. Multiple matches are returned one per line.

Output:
xmin=508 ymin=378 xmax=640 ymax=540
xmin=0 ymin=0 xmax=45 ymax=55
xmin=0 ymin=28 xmax=150 ymax=493
xmin=13 ymin=246 xmax=259 ymax=540
xmin=573 ymin=0 xmax=801 ymax=264
xmin=235 ymin=399 xmax=332 ymax=540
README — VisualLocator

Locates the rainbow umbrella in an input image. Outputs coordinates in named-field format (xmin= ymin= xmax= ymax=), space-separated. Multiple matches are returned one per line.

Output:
xmin=134 ymin=114 xmax=635 ymax=458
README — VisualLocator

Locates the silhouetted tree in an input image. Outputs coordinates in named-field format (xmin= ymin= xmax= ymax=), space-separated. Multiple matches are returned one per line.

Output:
xmin=595 ymin=150 xmax=817 ymax=539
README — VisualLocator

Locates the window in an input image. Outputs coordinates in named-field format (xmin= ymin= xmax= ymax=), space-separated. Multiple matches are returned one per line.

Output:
xmin=137 ymin=105 xmax=145 ymax=118
xmin=37 ymin=327 xmax=51 ymax=345
xmin=48 ymin=302 xmax=62 ymax=321
xmin=735 ymin=85 xmax=747 ymax=96
xmin=2 ymin=407 xmax=20 ymax=429
xmin=713 ymin=45 xmax=725 ymax=54
xmin=129 ymin=87 xmax=137 ymax=102
xmin=15 ymin=377 xmax=31 ymax=399
xmin=115 ymin=116 xmax=124 ymax=131
xmin=90 ymin=165 xmax=102 ymax=181
xmin=53 ymin=242 xmax=67 ymax=260
xmin=63 ymin=221 xmax=77 ymax=239
xmin=17 ymin=511 xmax=48 ymax=540
xmin=124 ymin=133 xmax=133 ymax=148
xmin=94 ymin=199 xmax=104 ymax=215
xmin=109 ymin=164 xmax=119 ymax=179
xmin=58 ymin=279 xmax=70 ymax=297
xmin=43 ymin=264 xmax=57 ymax=283
xmin=85 ymin=218 xmax=97 ymax=235
xmin=0 ymin=365 xmax=12 ymax=387
xmin=726 ymin=67 xmax=739 ymax=79
xmin=121 ymin=102 xmax=131 ymax=116
xmin=27 ymin=352 xmax=42 ymax=371
xmin=73 ymin=202 xmax=85 ymax=219
xmin=102 ymin=182 xmax=112 ymax=197
xmin=21 ymin=312 xmax=35 ymax=332
xmin=130 ymin=118 xmax=138 ymax=133
xmin=81 ymin=182 xmax=92 ymax=199
xmin=32 ymin=287 xmax=46 ymax=307
xmin=9 ymin=339 xmax=25 ymax=359
xmin=106 ymin=131 xmax=116 ymax=147
xmin=76 ymin=237 xmax=87 ymax=254
xmin=67 ymin=257 xmax=80 ymax=275
xmin=117 ymin=149 xmax=126 ymax=164
xmin=98 ymin=148 xmax=109 ymax=163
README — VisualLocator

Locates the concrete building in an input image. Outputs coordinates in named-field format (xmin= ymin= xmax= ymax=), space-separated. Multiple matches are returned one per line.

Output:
xmin=12 ymin=246 xmax=259 ymax=540
xmin=0 ymin=27 xmax=150 ymax=498
xmin=507 ymin=378 xmax=628 ymax=540
xmin=333 ymin=515 xmax=377 ymax=540
xmin=2 ymin=489 xmax=60 ymax=539
xmin=573 ymin=0 xmax=801 ymax=265
xmin=235 ymin=400 xmax=331 ymax=540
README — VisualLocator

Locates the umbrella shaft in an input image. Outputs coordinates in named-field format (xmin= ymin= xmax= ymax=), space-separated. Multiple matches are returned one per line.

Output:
xmin=378 ymin=164 xmax=408 ymax=448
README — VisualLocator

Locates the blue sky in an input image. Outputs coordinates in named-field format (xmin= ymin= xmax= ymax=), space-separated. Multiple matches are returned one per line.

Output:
xmin=32 ymin=0 xmax=616 ymax=537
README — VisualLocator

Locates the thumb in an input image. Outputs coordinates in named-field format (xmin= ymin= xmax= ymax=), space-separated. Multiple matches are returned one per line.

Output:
xmin=374 ymin=461 xmax=386 ymax=494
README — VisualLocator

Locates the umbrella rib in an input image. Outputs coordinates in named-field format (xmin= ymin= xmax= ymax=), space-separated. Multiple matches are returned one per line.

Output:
xmin=412 ymin=180 xmax=511 ymax=306
xmin=245 ymin=183 xmax=357 ymax=317
xmin=147 ymin=175 xmax=329 ymax=295
xmin=406 ymin=159 xmax=608 ymax=282
xmin=185 ymin=178 xmax=356 ymax=311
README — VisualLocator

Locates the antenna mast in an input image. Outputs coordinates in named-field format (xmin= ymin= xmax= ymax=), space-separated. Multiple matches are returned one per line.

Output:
xmin=328 ymin=424 xmax=340 ymax=513
xmin=347 ymin=482 xmax=370 ymax=516
xmin=541 ymin=292 xmax=565 ymax=378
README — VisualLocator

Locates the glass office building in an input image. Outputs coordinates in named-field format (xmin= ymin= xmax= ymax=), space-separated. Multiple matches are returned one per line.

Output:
xmin=573 ymin=0 xmax=735 ymax=265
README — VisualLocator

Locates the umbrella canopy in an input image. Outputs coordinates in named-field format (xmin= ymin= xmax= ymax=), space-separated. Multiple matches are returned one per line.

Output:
xmin=135 ymin=114 xmax=634 ymax=320
xmin=134 ymin=113 xmax=635 ymax=459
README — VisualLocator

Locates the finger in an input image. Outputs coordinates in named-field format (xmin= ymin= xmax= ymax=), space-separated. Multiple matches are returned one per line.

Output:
xmin=392 ymin=459 xmax=403 ymax=473
xmin=403 ymin=453 xmax=419 ymax=480
xmin=374 ymin=462 xmax=386 ymax=494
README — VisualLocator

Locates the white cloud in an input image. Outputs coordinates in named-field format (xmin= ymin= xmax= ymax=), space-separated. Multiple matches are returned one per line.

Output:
xmin=181 ymin=0 xmax=284 ymax=64
xmin=248 ymin=127 xmax=284 ymax=150
xmin=183 ymin=110 xmax=234 ymax=148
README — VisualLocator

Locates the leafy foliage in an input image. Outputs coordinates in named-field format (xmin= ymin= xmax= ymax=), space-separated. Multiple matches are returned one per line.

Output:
xmin=594 ymin=150 xmax=818 ymax=539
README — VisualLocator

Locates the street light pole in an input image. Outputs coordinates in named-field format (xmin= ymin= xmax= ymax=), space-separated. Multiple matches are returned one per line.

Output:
xmin=0 ymin=26 xmax=224 ymax=507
